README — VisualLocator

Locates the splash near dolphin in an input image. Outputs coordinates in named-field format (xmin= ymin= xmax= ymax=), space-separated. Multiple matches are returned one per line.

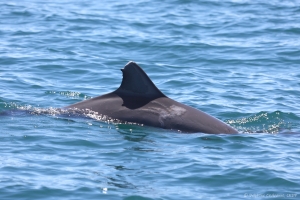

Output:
xmin=66 ymin=61 xmax=238 ymax=133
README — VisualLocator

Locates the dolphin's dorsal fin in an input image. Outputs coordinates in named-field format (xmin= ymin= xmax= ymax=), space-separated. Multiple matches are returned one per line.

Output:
xmin=115 ymin=61 xmax=166 ymax=98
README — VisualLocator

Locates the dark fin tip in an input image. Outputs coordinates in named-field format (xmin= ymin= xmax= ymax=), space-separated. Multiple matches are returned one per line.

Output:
xmin=116 ymin=61 xmax=166 ymax=99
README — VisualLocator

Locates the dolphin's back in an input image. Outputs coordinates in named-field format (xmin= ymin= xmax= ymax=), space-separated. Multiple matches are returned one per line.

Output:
xmin=66 ymin=61 xmax=238 ymax=134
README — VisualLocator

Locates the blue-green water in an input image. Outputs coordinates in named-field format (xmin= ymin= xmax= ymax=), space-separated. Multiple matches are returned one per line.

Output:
xmin=1 ymin=0 xmax=300 ymax=199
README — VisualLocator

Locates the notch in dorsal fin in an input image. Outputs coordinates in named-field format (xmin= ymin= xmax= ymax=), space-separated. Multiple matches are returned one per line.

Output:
xmin=115 ymin=61 xmax=166 ymax=98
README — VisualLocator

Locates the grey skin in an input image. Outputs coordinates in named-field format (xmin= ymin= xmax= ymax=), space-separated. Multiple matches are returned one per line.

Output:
xmin=65 ymin=61 xmax=238 ymax=134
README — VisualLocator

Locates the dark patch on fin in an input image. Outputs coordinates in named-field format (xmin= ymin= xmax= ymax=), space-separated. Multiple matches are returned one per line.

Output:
xmin=115 ymin=61 xmax=166 ymax=99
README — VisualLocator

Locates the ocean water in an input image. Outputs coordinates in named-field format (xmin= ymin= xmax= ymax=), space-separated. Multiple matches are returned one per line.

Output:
xmin=1 ymin=0 xmax=300 ymax=199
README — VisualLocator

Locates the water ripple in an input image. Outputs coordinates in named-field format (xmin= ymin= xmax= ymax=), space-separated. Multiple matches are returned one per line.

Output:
xmin=1 ymin=0 xmax=300 ymax=199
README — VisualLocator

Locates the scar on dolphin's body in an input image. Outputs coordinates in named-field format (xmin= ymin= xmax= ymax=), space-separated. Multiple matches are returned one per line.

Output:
xmin=65 ymin=61 xmax=238 ymax=134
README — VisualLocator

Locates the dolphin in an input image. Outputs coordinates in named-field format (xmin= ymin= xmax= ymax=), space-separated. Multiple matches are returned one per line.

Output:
xmin=65 ymin=61 xmax=238 ymax=134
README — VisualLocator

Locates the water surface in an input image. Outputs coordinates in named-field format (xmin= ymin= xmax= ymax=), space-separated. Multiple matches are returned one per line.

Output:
xmin=1 ymin=0 xmax=300 ymax=199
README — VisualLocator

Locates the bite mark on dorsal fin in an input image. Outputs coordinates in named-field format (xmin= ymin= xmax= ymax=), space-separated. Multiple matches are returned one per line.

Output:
xmin=115 ymin=61 xmax=166 ymax=99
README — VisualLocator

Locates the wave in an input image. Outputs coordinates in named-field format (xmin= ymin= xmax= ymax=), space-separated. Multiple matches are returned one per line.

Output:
xmin=1 ymin=100 xmax=299 ymax=134
xmin=228 ymin=111 xmax=300 ymax=133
